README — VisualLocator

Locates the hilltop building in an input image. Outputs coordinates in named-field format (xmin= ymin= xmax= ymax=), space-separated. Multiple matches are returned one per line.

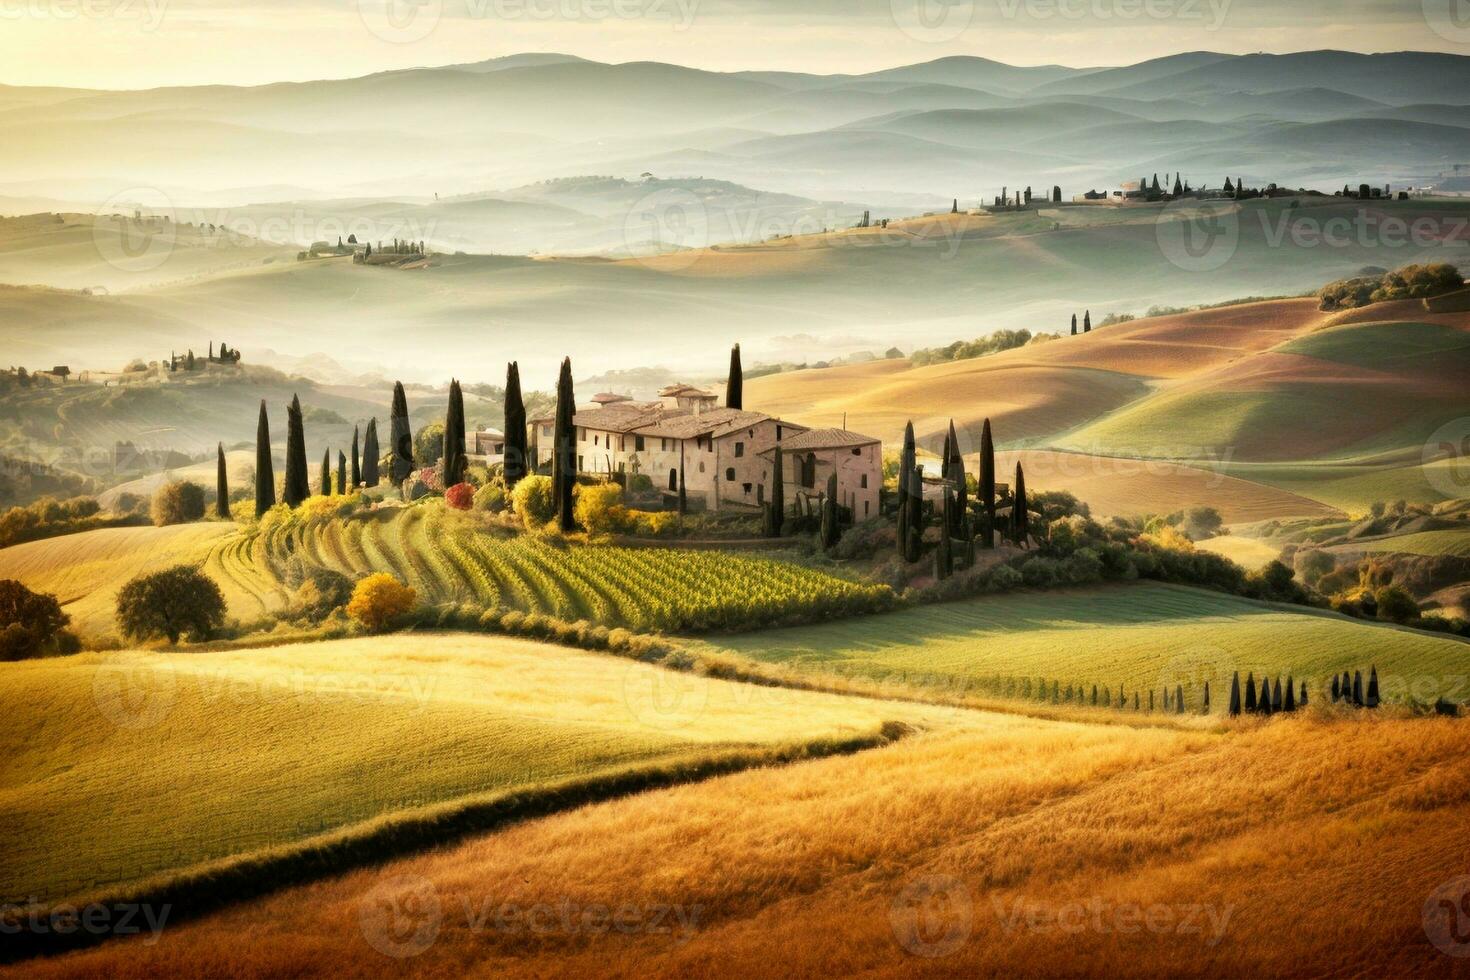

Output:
xmin=530 ymin=384 xmax=881 ymax=518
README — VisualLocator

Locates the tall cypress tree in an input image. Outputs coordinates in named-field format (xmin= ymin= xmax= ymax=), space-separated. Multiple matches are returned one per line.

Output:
xmin=503 ymin=362 xmax=528 ymax=488
xmin=553 ymin=358 xmax=577 ymax=531
xmin=389 ymin=382 xmax=414 ymax=487
xmin=283 ymin=394 xmax=310 ymax=507
xmin=1203 ymin=681 xmax=1210 ymax=714
xmin=320 ymin=449 xmax=331 ymax=496
xmin=350 ymin=426 xmax=361 ymax=489
xmin=337 ymin=451 xmax=347 ymax=495
xmin=1011 ymin=462 xmax=1028 ymax=546
xmin=904 ymin=465 xmax=923 ymax=562
xmin=1366 ymin=666 xmax=1380 ymax=708
xmin=1284 ymin=675 xmax=1296 ymax=712
xmin=946 ymin=420 xmax=967 ymax=539
xmin=726 ymin=343 xmax=743 ymax=410
xmin=1175 ymin=684 xmax=1184 ymax=714
xmin=254 ymin=400 xmax=275 ymax=517
xmin=767 ymin=444 xmax=784 ymax=538
xmin=1272 ymin=677 xmax=1283 ymax=711
xmin=1330 ymin=674 xmax=1340 ymax=702
xmin=897 ymin=421 xmax=916 ymax=559
xmin=1352 ymin=670 xmax=1364 ymax=707
xmin=1245 ymin=672 xmax=1257 ymax=712
xmin=1071 ymin=314 xmax=1077 ymax=336
xmin=1229 ymin=672 xmax=1241 ymax=716
xmin=216 ymin=443 xmax=230 ymax=519
xmin=443 ymin=379 xmax=467 ymax=488
xmin=979 ymin=418 xmax=995 ymax=548
xmin=363 ymin=418 xmax=380 ymax=487
xmin=1083 ymin=310 xmax=1091 ymax=333
xmin=1299 ymin=680 xmax=1309 ymax=706
xmin=821 ymin=472 xmax=840 ymax=550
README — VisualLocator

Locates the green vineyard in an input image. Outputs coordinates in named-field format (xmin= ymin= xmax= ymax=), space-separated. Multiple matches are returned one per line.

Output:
xmin=213 ymin=502 xmax=894 ymax=633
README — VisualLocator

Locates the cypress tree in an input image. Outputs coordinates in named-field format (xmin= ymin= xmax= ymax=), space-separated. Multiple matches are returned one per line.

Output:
xmin=337 ymin=451 xmax=347 ymax=495
xmin=897 ymin=421 xmax=916 ymax=559
xmin=389 ymin=382 xmax=414 ymax=487
xmin=1330 ymin=673 xmax=1340 ymax=702
xmin=1272 ymin=677 xmax=1283 ymax=712
xmin=945 ymin=420 xmax=966 ymax=538
xmin=1071 ymin=314 xmax=1077 ymax=336
xmin=821 ymin=472 xmax=840 ymax=550
xmin=215 ymin=443 xmax=230 ymax=519
xmin=905 ymin=465 xmax=924 ymax=562
xmin=1011 ymin=462 xmax=1028 ymax=546
xmin=254 ymin=400 xmax=275 ymax=517
xmin=1352 ymin=670 xmax=1363 ymax=707
xmin=503 ymin=362 xmax=528 ymax=488
xmin=350 ymin=426 xmax=361 ymax=489
xmin=1299 ymin=680 xmax=1309 ymax=706
xmin=363 ymin=418 xmax=380 ymax=487
xmin=320 ymin=449 xmax=331 ymax=496
xmin=1259 ymin=684 xmax=1273 ymax=716
xmin=979 ymin=419 xmax=995 ymax=548
xmin=1245 ymin=672 xmax=1257 ymax=712
xmin=1176 ymin=684 xmax=1185 ymax=714
xmin=553 ymin=358 xmax=577 ymax=531
xmin=1229 ymin=672 xmax=1241 ymax=716
xmin=1149 ymin=689 xmax=1155 ymax=712
xmin=1083 ymin=310 xmax=1091 ymax=333
xmin=1173 ymin=174 xmax=1183 ymax=196
xmin=767 ymin=444 xmax=784 ymax=538
xmin=283 ymin=394 xmax=310 ymax=507
xmin=1366 ymin=666 xmax=1380 ymax=708
xmin=1163 ymin=687 xmax=1170 ymax=710
xmin=1285 ymin=676 xmax=1296 ymax=712
xmin=443 ymin=379 xmax=467 ymax=488
xmin=726 ymin=343 xmax=743 ymax=410
xmin=1090 ymin=684 xmax=1098 ymax=706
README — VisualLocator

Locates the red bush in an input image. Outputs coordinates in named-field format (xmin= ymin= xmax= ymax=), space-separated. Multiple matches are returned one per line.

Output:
xmin=445 ymin=482 xmax=474 ymax=510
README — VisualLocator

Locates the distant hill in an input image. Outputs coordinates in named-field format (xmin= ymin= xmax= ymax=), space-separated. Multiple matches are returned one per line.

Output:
xmin=1 ymin=50 xmax=1467 ymax=208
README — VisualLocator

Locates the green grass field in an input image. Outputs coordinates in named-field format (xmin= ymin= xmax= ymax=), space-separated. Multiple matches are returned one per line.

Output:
xmin=1357 ymin=529 xmax=1470 ymax=557
xmin=1276 ymin=320 xmax=1470 ymax=366
xmin=698 ymin=582 xmax=1470 ymax=712
xmin=1 ymin=634 xmax=953 ymax=906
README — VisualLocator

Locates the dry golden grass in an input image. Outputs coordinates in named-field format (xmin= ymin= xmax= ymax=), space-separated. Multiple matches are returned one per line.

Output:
xmin=23 ymin=715 xmax=1470 ymax=978
xmin=1194 ymin=534 xmax=1284 ymax=569
xmin=992 ymin=450 xmax=1341 ymax=522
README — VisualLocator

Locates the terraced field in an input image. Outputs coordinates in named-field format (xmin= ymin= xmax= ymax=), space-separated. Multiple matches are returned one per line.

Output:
xmin=0 ymin=523 xmax=257 ymax=637
xmin=699 ymin=582 xmax=1470 ymax=712
xmin=1 ymin=503 xmax=891 ymax=639
xmin=2 ymin=634 xmax=952 ymax=907
xmin=1356 ymin=529 xmax=1470 ymax=557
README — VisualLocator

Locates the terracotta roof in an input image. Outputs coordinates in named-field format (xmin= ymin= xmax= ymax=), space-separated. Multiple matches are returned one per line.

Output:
xmin=635 ymin=407 xmax=777 ymax=440
xmin=762 ymin=427 xmax=880 ymax=452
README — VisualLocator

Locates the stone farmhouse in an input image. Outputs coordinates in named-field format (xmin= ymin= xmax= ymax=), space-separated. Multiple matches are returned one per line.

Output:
xmin=530 ymin=384 xmax=881 ymax=518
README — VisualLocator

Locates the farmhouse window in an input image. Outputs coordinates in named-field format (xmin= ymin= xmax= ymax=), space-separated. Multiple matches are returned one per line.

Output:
xmin=578 ymin=427 xmax=586 ymax=442
xmin=635 ymin=436 xmax=645 ymax=451
xmin=861 ymin=474 xmax=868 ymax=488
xmin=726 ymin=468 xmax=736 ymax=481
xmin=851 ymin=447 xmax=861 ymax=455
xmin=734 ymin=442 xmax=744 ymax=457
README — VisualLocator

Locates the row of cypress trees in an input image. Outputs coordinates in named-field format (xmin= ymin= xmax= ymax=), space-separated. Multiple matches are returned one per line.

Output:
xmin=252 ymin=393 xmax=400 ymax=517
xmin=1330 ymin=667 xmax=1381 ymax=708
xmin=894 ymin=417 xmax=1030 ymax=573
xmin=1227 ymin=672 xmax=1309 ymax=716
xmin=1069 ymin=312 xmax=1092 ymax=335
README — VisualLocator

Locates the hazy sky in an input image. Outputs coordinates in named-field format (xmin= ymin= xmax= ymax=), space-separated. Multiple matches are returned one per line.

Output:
xmin=2 ymin=0 xmax=1466 ymax=89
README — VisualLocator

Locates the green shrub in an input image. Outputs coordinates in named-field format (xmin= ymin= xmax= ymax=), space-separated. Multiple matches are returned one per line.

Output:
xmin=472 ymin=482 xmax=509 ymax=513
xmin=0 ymin=579 xmax=71 ymax=661
xmin=511 ymin=475 xmax=556 ymax=529
xmin=150 ymin=480 xmax=206 ymax=527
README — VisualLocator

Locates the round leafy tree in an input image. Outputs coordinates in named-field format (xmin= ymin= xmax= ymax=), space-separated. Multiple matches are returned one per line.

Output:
xmin=346 ymin=573 xmax=416 ymax=632
xmin=151 ymin=480 xmax=206 ymax=527
xmin=0 ymin=579 xmax=70 ymax=661
xmin=116 ymin=565 xmax=226 ymax=644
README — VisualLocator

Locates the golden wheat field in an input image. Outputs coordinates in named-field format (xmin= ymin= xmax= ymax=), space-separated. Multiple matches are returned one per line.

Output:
xmin=19 ymin=714 xmax=1470 ymax=979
